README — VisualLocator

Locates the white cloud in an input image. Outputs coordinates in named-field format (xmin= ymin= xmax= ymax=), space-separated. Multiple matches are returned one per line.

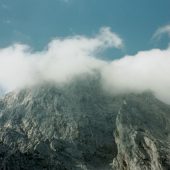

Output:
xmin=0 ymin=27 xmax=122 ymax=91
xmin=101 ymin=47 xmax=170 ymax=104
xmin=98 ymin=27 xmax=123 ymax=49
xmin=2 ymin=26 xmax=170 ymax=104
xmin=153 ymin=24 xmax=170 ymax=40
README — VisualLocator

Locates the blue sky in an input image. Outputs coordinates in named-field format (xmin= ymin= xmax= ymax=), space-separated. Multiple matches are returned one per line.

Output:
xmin=0 ymin=0 xmax=170 ymax=59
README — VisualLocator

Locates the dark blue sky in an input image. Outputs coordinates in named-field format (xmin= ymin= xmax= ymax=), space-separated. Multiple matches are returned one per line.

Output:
xmin=0 ymin=0 xmax=170 ymax=58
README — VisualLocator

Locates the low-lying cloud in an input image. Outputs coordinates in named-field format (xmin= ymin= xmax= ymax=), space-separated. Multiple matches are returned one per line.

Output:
xmin=102 ymin=48 xmax=170 ymax=103
xmin=1 ymin=26 xmax=170 ymax=104
xmin=0 ymin=27 xmax=122 ymax=91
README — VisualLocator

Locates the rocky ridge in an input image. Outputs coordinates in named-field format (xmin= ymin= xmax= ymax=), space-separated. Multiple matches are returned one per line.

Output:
xmin=0 ymin=76 xmax=169 ymax=170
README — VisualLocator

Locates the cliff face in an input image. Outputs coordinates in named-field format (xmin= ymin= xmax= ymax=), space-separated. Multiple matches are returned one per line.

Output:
xmin=0 ymin=76 xmax=170 ymax=170
xmin=112 ymin=94 xmax=170 ymax=170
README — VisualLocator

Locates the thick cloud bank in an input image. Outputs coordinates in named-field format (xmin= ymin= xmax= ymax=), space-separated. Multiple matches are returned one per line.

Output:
xmin=1 ymin=26 xmax=170 ymax=104
xmin=102 ymin=48 xmax=170 ymax=103
xmin=0 ymin=27 xmax=122 ymax=91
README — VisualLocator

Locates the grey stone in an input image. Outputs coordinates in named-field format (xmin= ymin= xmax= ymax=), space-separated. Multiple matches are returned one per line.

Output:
xmin=0 ymin=75 xmax=169 ymax=170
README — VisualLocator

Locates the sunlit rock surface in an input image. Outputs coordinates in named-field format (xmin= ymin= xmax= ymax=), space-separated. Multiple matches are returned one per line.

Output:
xmin=0 ymin=76 xmax=169 ymax=170
xmin=112 ymin=94 xmax=170 ymax=170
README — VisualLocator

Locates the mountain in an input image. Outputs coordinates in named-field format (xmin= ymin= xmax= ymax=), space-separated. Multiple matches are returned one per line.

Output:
xmin=0 ymin=75 xmax=170 ymax=170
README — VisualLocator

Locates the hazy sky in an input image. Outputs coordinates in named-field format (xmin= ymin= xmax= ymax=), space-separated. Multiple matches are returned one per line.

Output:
xmin=0 ymin=0 xmax=170 ymax=59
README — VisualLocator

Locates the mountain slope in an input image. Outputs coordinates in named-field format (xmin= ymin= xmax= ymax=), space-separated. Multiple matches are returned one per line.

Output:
xmin=0 ymin=76 xmax=170 ymax=170
xmin=113 ymin=93 xmax=170 ymax=170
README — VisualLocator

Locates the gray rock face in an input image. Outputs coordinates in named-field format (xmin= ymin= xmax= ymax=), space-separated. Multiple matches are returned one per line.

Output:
xmin=0 ymin=76 xmax=170 ymax=170
xmin=112 ymin=94 xmax=170 ymax=170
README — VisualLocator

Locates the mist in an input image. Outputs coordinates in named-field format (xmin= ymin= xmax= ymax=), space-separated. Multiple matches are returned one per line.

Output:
xmin=102 ymin=47 xmax=170 ymax=104
xmin=0 ymin=27 xmax=121 ymax=91
xmin=1 ymin=27 xmax=170 ymax=104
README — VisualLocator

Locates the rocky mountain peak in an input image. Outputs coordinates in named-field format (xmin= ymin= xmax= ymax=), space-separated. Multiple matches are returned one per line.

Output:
xmin=0 ymin=76 xmax=170 ymax=170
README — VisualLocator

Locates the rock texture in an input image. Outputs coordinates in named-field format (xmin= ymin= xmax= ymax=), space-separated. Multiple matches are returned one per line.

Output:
xmin=112 ymin=94 xmax=170 ymax=170
xmin=0 ymin=76 xmax=170 ymax=170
